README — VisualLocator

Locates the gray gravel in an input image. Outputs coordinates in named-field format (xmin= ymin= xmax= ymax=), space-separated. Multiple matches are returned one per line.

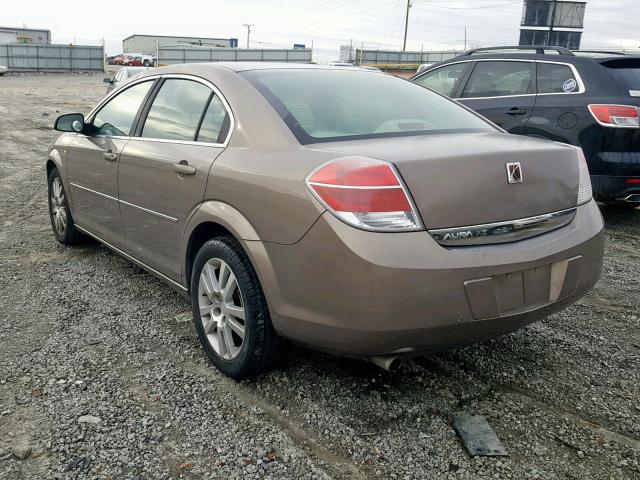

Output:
xmin=1 ymin=74 xmax=639 ymax=480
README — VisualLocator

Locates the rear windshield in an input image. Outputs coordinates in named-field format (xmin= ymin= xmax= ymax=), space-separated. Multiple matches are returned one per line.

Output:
xmin=242 ymin=69 xmax=495 ymax=144
xmin=602 ymin=59 xmax=640 ymax=95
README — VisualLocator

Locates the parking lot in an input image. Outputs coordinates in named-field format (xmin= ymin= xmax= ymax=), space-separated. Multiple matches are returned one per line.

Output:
xmin=0 ymin=74 xmax=639 ymax=479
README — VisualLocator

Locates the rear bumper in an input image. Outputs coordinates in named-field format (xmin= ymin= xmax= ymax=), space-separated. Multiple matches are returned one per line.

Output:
xmin=591 ymin=175 xmax=640 ymax=202
xmin=245 ymin=200 xmax=604 ymax=357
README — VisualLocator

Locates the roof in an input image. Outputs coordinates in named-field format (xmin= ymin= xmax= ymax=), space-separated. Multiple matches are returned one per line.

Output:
xmin=211 ymin=62 xmax=365 ymax=72
xmin=123 ymin=34 xmax=234 ymax=42
xmin=150 ymin=62 xmax=366 ymax=74
xmin=0 ymin=26 xmax=50 ymax=33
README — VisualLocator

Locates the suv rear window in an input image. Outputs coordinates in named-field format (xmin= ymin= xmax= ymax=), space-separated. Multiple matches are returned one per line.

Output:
xmin=242 ymin=69 xmax=495 ymax=144
xmin=602 ymin=59 xmax=640 ymax=96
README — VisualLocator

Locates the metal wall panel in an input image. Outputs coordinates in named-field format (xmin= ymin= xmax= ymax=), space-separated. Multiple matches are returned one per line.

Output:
xmin=0 ymin=43 xmax=104 ymax=72
xmin=354 ymin=49 xmax=461 ymax=65
xmin=157 ymin=47 xmax=312 ymax=65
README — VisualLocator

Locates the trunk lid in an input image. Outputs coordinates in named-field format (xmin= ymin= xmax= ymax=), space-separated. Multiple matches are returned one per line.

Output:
xmin=311 ymin=132 xmax=579 ymax=229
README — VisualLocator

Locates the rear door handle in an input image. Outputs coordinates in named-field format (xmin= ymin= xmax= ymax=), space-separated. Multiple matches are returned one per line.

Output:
xmin=174 ymin=162 xmax=196 ymax=175
xmin=102 ymin=151 xmax=118 ymax=162
xmin=505 ymin=107 xmax=527 ymax=116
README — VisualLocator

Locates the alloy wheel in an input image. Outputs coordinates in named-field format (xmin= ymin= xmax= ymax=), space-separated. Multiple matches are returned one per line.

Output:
xmin=51 ymin=177 xmax=68 ymax=235
xmin=198 ymin=258 xmax=246 ymax=360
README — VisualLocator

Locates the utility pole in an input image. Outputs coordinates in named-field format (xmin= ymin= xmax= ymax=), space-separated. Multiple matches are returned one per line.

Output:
xmin=464 ymin=27 xmax=467 ymax=51
xmin=402 ymin=0 xmax=411 ymax=52
xmin=242 ymin=23 xmax=254 ymax=49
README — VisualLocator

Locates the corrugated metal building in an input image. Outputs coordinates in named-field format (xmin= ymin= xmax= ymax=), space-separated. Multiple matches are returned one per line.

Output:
xmin=0 ymin=26 xmax=51 ymax=44
xmin=123 ymin=35 xmax=238 ymax=54
xmin=158 ymin=47 xmax=312 ymax=65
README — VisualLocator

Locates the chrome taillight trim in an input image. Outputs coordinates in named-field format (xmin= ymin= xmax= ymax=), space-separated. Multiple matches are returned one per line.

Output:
xmin=587 ymin=104 xmax=640 ymax=129
xmin=304 ymin=157 xmax=425 ymax=232
xmin=428 ymin=207 xmax=577 ymax=246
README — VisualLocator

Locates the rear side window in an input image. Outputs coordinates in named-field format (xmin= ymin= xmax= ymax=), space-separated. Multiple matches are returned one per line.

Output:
xmin=462 ymin=61 xmax=532 ymax=98
xmin=197 ymin=95 xmax=229 ymax=143
xmin=537 ymin=63 xmax=579 ymax=94
xmin=413 ymin=63 xmax=468 ymax=97
xmin=142 ymin=79 xmax=212 ymax=141
xmin=242 ymin=69 xmax=495 ymax=144
xmin=93 ymin=80 xmax=153 ymax=136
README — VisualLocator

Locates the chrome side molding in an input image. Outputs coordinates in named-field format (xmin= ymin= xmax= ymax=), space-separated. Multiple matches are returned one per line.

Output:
xmin=429 ymin=207 xmax=577 ymax=246
xmin=619 ymin=194 xmax=640 ymax=203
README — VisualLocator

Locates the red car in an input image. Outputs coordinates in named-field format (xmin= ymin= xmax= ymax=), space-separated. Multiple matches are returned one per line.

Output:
xmin=123 ymin=55 xmax=143 ymax=66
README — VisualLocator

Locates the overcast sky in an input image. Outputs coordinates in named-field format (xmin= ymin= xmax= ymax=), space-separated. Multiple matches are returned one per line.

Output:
xmin=3 ymin=0 xmax=639 ymax=59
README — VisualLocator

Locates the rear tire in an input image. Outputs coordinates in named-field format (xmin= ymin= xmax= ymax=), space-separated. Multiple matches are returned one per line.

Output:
xmin=47 ymin=168 xmax=83 ymax=245
xmin=191 ymin=237 xmax=282 ymax=379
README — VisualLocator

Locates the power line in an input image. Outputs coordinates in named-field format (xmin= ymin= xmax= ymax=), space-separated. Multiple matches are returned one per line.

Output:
xmin=413 ymin=0 xmax=521 ymax=9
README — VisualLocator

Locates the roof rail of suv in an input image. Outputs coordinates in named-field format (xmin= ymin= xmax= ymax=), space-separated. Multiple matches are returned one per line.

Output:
xmin=462 ymin=45 xmax=575 ymax=56
xmin=572 ymin=50 xmax=629 ymax=56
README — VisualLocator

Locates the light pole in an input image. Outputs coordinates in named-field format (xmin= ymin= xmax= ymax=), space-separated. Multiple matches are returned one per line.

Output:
xmin=243 ymin=23 xmax=254 ymax=49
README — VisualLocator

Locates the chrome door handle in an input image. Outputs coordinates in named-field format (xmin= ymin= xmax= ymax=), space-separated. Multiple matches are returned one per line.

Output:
xmin=174 ymin=162 xmax=196 ymax=175
xmin=102 ymin=152 xmax=118 ymax=162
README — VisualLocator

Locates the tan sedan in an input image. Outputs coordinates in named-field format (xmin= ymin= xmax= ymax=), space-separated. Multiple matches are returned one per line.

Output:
xmin=48 ymin=63 xmax=604 ymax=378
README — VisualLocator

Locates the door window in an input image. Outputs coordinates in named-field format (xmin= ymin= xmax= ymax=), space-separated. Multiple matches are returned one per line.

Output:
xmin=92 ymin=81 xmax=153 ymax=136
xmin=537 ymin=63 xmax=579 ymax=93
xmin=141 ymin=79 xmax=212 ymax=141
xmin=462 ymin=61 xmax=532 ymax=98
xmin=413 ymin=63 xmax=468 ymax=96
xmin=196 ymin=96 xmax=229 ymax=143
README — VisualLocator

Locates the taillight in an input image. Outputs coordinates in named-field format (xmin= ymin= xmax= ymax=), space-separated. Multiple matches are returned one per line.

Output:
xmin=625 ymin=178 xmax=640 ymax=184
xmin=306 ymin=157 xmax=423 ymax=232
xmin=576 ymin=148 xmax=592 ymax=206
xmin=588 ymin=104 xmax=639 ymax=128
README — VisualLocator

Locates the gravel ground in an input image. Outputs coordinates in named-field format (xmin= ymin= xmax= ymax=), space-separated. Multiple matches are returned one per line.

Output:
xmin=0 ymin=74 xmax=639 ymax=480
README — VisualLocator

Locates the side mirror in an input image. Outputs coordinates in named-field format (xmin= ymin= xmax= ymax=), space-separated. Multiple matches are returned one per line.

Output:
xmin=55 ymin=113 xmax=85 ymax=133
xmin=103 ymin=77 xmax=113 ymax=84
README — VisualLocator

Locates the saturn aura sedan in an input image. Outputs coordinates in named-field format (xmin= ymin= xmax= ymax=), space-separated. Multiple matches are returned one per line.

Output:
xmin=48 ymin=63 xmax=604 ymax=378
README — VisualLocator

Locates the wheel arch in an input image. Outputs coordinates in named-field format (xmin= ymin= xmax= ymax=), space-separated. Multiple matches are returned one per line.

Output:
xmin=46 ymin=147 xmax=64 ymax=177
xmin=182 ymin=201 xmax=262 ymax=290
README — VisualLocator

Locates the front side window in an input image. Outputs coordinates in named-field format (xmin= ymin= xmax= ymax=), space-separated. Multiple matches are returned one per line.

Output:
xmin=462 ymin=61 xmax=533 ymax=98
xmin=242 ymin=69 xmax=495 ymax=144
xmin=141 ymin=79 xmax=212 ymax=141
xmin=537 ymin=63 xmax=579 ymax=94
xmin=92 ymin=80 xmax=153 ymax=136
xmin=413 ymin=63 xmax=468 ymax=96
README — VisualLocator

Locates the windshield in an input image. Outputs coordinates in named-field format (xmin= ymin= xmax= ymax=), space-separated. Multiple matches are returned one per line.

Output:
xmin=242 ymin=69 xmax=495 ymax=144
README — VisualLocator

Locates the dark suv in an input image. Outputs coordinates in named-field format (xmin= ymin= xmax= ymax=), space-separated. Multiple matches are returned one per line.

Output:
xmin=412 ymin=46 xmax=640 ymax=205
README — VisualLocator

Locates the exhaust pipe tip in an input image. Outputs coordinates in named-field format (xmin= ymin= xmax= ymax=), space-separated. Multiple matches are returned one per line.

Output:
xmin=369 ymin=355 xmax=403 ymax=372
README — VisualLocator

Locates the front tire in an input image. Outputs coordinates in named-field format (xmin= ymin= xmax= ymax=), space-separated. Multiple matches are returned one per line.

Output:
xmin=191 ymin=237 xmax=282 ymax=379
xmin=48 ymin=168 xmax=83 ymax=245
